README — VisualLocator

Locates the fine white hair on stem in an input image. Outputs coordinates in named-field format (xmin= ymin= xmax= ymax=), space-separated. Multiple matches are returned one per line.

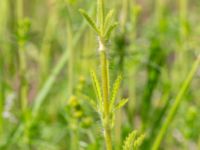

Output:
xmin=98 ymin=37 xmax=105 ymax=52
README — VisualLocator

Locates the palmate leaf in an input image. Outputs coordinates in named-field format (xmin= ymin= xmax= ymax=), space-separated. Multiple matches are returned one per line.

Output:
xmin=90 ymin=70 xmax=102 ymax=109
xmin=79 ymin=9 xmax=100 ymax=34
xmin=114 ymin=98 xmax=128 ymax=111
xmin=110 ymin=75 xmax=122 ymax=110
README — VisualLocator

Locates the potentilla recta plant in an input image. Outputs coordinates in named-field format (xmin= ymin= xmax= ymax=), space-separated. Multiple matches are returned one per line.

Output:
xmin=79 ymin=0 xmax=144 ymax=149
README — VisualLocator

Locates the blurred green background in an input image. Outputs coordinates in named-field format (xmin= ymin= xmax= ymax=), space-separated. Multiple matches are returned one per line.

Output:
xmin=0 ymin=0 xmax=200 ymax=149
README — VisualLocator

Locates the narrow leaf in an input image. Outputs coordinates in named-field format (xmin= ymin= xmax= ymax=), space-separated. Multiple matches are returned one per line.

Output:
xmin=133 ymin=134 xmax=145 ymax=150
xmin=123 ymin=130 xmax=137 ymax=150
xmin=90 ymin=70 xmax=102 ymax=106
xmin=83 ymin=95 xmax=98 ymax=111
xmin=114 ymin=98 xmax=128 ymax=111
xmin=123 ymin=130 xmax=145 ymax=150
xmin=110 ymin=75 xmax=122 ymax=110
xmin=97 ymin=0 xmax=105 ymax=29
xmin=151 ymin=55 xmax=200 ymax=150
xmin=88 ymin=100 xmax=98 ymax=112
xmin=104 ymin=9 xmax=115 ymax=29
xmin=79 ymin=9 xmax=99 ymax=34
xmin=104 ymin=22 xmax=118 ymax=39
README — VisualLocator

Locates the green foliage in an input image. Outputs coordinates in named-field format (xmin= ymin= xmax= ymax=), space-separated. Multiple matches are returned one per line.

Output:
xmin=114 ymin=98 xmax=128 ymax=111
xmin=151 ymin=55 xmax=200 ymax=150
xmin=79 ymin=0 xmax=129 ymax=149
xmin=0 ymin=0 xmax=199 ymax=149
xmin=79 ymin=9 xmax=100 ymax=34
xmin=91 ymin=70 xmax=102 ymax=109
xmin=123 ymin=130 xmax=145 ymax=150
xmin=17 ymin=18 xmax=31 ymax=47
xmin=79 ymin=0 xmax=117 ymax=40
xmin=110 ymin=75 xmax=122 ymax=110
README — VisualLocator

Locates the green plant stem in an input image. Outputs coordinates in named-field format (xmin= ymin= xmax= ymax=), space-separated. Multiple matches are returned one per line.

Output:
xmin=0 ymin=0 xmax=9 ymax=134
xmin=17 ymin=0 xmax=30 ymax=145
xmin=67 ymin=17 xmax=77 ymax=149
xmin=71 ymin=119 xmax=79 ymax=150
xmin=179 ymin=0 xmax=187 ymax=40
xmin=120 ymin=0 xmax=128 ymax=32
xmin=115 ymin=1 xmax=129 ymax=148
xmin=151 ymin=55 xmax=200 ymax=150
xmin=100 ymin=51 xmax=109 ymax=116
xmin=67 ymin=22 xmax=74 ymax=96
xmin=4 ymin=20 xmax=86 ymax=144
xmin=32 ymin=20 xmax=87 ymax=119
xmin=40 ymin=9 xmax=58 ymax=81
xmin=99 ymin=41 xmax=112 ymax=150
xmin=17 ymin=0 xmax=23 ymax=20
xmin=0 ymin=58 xmax=4 ymax=135
xmin=18 ymin=49 xmax=29 ymax=145
xmin=18 ymin=47 xmax=28 ymax=115
xmin=127 ymin=0 xmax=139 ymax=124
xmin=17 ymin=0 xmax=26 ymax=116
xmin=155 ymin=0 xmax=164 ymax=25
xmin=40 ymin=14 xmax=57 ymax=79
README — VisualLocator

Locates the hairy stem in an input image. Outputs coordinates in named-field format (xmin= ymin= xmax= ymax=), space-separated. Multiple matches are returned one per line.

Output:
xmin=99 ymin=40 xmax=112 ymax=150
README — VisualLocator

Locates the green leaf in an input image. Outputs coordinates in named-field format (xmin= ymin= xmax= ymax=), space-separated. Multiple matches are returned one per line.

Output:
xmin=104 ymin=9 xmax=115 ymax=29
xmin=123 ymin=130 xmax=145 ymax=150
xmin=110 ymin=111 xmax=115 ymax=129
xmin=90 ymin=70 xmax=102 ymax=107
xmin=104 ymin=22 xmax=118 ymax=39
xmin=123 ymin=130 xmax=137 ymax=150
xmin=114 ymin=98 xmax=128 ymax=111
xmin=79 ymin=9 xmax=100 ymax=34
xmin=97 ymin=0 xmax=105 ymax=29
xmin=83 ymin=95 xmax=98 ymax=111
xmin=133 ymin=134 xmax=145 ymax=150
xmin=110 ymin=75 xmax=122 ymax=110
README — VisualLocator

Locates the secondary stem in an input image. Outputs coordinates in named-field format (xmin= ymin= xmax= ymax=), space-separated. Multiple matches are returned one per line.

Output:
xmin=17 ymin=0 xmax=29 ymax=145
xmin=99 ymin=40 xmax=112 ymax=150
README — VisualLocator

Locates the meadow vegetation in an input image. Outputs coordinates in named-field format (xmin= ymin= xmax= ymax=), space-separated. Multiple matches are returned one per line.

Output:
xmin=0 ymin=0 xmax=200 ymax=150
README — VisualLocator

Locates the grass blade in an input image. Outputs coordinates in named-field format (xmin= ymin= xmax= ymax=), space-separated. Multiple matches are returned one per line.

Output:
xmin=151 ymin=55 xmax=200 ymax=150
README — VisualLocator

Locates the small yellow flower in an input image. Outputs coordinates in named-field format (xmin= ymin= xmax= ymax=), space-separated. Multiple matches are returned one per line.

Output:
xmin=79 ymin=76 xmax=85 ymax=83
xmin=68 ymin=96 xmax=79 ymax=107
xmin=82 ymin=117 xmax=93 ymax=128
xmin=74 ymin=110 xmax=83 ymax=118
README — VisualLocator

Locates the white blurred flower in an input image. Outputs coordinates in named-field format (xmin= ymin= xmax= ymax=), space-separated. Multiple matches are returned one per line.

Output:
xmin=2 ymin=93 xmax=17 ymax=123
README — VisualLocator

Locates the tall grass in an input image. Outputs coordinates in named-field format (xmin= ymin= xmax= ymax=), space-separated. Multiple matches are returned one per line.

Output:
xmin=0 ymin=0 xmax=199 ymax=149
xmin=40 ymin=0 xmax=58 ymax=81
xmin=16 ymin=0 xmax=31 ymax=145
xmin=0 ymin=0 xmax=9 ymax=135
xmin=152 ymin=55 xmax=200 ymax=150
